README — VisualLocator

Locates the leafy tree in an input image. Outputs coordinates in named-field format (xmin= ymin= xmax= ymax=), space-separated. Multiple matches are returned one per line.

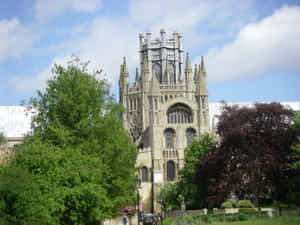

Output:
xmin=0 ymin=58 xmax=138 ymax=224
xmin=0 ymin=132 xmax=4 ymax=145
xmin=286 ymin=112 xmax=300 ymax=206
xmin=194 ymin=103 xmax=296 ymax=208
xmin=159 ymin=182 xmax=181 ymax=212
xmin=291 ymin=112 xmax=300 ymax=169
xmin=178 ymin=133 xmax=215 ymax=209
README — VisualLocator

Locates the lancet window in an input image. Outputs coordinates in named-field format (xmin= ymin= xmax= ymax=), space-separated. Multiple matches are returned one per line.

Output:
xmin=165 ymin=128 xmax=175 ymax=149
xmin=142 ymin=166 xmax=148 ymax=182
xmin=186 ymin=128 xmax=196 ymax=146
xmin=167 ymin=161 xmax=175 ymax=181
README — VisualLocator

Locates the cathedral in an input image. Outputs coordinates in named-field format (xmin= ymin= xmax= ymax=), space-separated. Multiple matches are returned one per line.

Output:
xmin=119 ymin=29 xmax=210 ymax=212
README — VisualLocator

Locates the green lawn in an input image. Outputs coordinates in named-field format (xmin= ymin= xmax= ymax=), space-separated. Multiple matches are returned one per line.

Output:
xmin=215 ymin=217 xmax=300 ymax=225
xmin=163 ymin=217 xmax=300 ymax=225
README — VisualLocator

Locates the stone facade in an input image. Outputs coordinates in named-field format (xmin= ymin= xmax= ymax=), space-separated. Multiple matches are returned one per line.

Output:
xmin=119 ymin=29 xmax=210 ymax=212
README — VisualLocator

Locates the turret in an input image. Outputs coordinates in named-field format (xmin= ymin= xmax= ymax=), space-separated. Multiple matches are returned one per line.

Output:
xmin=119 ymin=57 xmax=129 ymax=101
xmin=149 ymin=70 xmax=160 ymax=96
xmin=185 ymin=52 xmax=193 ymax=90
xmin=200 ymin=56 xmax=208 ymax=96
xmin=134 ymin=67 xmax=140 ymax=87
xmin=141 ymin=53 xmax=150 ymax=90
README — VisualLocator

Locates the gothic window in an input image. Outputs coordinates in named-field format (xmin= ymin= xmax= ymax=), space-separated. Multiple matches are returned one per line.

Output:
xmin=169 ymin=63 xmax=175 ymax=84
xmin=165 ymin=128 xmax=175 ymax=149
xmin=142 ymin=166 xmax=148 ymax=182
xmin=167 ymin=103 xmax=192 ymax=123
xmin=167 ymin=161 xmax=175 ymax=181
xmin=152 ymin=63 xmax=162 ymax=83
xmin=186 ymin=128 xmax=196 ymax=146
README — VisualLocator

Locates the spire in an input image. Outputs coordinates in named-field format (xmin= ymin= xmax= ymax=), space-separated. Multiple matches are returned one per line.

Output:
xmin=201 ymin=56 xmax=206 ymax=73
xmin=135 ymin=67 xmax=139 ymax=84
xmin=197 ymin=64 xmax=202 ymax=81
xmin=185 ymin=52 xmax=192 ymax=73
xmin=123 ymin=56 xmax=128 ymax=74
xmin=194 ymin=64 xmax=198 ymax=80
xmin=142 ymin=53 xmax=149 ymax=73
xmin=164 ymin=55 xmax=169 ymax=83
xmin=119 ymin=64 xmax=124 ymax=77
xmin=149 ymin=70 xmax=160 ymax=95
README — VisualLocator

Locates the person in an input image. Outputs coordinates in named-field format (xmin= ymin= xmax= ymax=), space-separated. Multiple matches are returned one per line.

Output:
xmin=123 ymin=216 xmax=127 ymax=225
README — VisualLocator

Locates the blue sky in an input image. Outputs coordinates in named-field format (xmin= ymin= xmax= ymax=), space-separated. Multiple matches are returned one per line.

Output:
xmin=0 ymin=0 xmax=299 ymax=105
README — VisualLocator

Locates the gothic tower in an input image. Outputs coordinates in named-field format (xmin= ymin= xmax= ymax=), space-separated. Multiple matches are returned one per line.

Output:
xmin=119 ymin=29 xmax=210 ymax=212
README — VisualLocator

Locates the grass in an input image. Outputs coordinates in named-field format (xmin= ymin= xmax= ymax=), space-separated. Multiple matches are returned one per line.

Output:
xmin=163 ymin=216 xmax=300 ymax=225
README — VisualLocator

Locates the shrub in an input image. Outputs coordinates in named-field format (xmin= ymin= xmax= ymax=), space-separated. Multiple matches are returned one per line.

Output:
xmin=237 ymin=200 xmax=254 ymax=208
xmin=239 ymin=208 xmax=257 ymax=214
xmin=221 ymin=199 xmax=235 ymax=209
xmin=238 ymin=213 xmax=247 ymax=221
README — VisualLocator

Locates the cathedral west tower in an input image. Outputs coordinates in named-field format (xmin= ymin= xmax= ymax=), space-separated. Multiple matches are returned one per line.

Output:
xmin=119 ymin=29 xmax=210 ymax=212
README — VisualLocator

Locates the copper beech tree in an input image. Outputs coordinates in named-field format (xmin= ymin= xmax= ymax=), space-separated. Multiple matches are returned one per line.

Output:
xmin=194 ymin=103 xmax=297 ymax=208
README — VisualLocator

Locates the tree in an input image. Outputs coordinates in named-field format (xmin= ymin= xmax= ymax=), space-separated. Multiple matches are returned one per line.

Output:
xmin=0 ymin=132 xmax=4 ymax=145
xmin=178 ymin=133 xmax=215 ymax=209
xmin=291 ymin=112 xmax=300 ymax=169
xmin=194 ymin=103 xmax=296 ymax=208
xmin=0 ymin=58 xmax=138 ymax=224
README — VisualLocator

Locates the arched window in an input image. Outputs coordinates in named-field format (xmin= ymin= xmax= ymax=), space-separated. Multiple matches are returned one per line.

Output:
xmin=167 ymin=161 xmax=175 ymax=181
xmin=167 ymin=103 xmax=192 ymax=123
xmin=142 ymin=167 xmax=148 ymax=182
xmin=165 ymin=128 xmax=175 ymax=149
xmin=169 ymin=63 xmax=175 ymax=84
xmin=152 ymin=63 xmax=162 ymax=83
xmin=186 ymin=128 xmax=196 ymax=146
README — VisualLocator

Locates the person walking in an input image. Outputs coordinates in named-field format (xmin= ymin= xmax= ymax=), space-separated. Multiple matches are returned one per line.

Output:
xmin=123 ymin=216 xmax=127 ymax=225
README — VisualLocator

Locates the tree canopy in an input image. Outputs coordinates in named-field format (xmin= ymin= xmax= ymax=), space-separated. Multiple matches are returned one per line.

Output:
xmin=0 ymin=58 xmax=138 ymax=225
xmin=194 ymin=103 xmax=296 ymax=208
xmin=178 ymin=133 xmax=215 ymax=209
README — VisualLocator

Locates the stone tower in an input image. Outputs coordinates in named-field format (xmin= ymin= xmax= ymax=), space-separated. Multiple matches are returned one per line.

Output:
xmin=119 ymin=29 xmax=210 ymax=212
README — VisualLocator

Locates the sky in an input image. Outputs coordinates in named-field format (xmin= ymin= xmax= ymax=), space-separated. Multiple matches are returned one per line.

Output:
xmin=0 ymin=0 xmax=300 ymax=105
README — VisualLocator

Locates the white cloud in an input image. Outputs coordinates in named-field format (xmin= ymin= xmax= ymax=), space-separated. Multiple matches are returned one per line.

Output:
xmin=0 ymin=18 xmax=37 ymax=62
xmin=35 ymin=0 xmax=103 ymax=21
xmin=8 ymin=55 xmax=68 ymax=94
xmin=199 ymin=5 xmax=300 ymax=81
xmin=11 ymin=0 xmax=259 ymax=94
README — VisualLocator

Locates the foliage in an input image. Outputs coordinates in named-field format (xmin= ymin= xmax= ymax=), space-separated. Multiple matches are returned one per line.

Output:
xmin=0 ymin=132 xmax=4 ymax=145
xmin=236 ymin=200 xmax=254 ymax=208
xmin=178 ymin=133 xmax=215 ymax=209
xmin=291 ymin=112 xmax=300 ymax=169
xmin=194 ymin=103 xmax=296 ymax=208
xmin=159 ymin=182 xmax=181 ymax=211
xmin=0 ymin=58 xmax=138 ymax=225
xmin=221 ymin=199 xmax=235 ymax=209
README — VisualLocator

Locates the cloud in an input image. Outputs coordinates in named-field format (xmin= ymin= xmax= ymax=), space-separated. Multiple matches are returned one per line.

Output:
xmin=8 ymin=55 xmax=68 ymax=94
xmin=35 ymin=0 xmax=103 ymax=22
xmin=0 ymin=18 xmax=37 ymax=62
xmin=199 ymin=5 xmax=300 ymax=81
xmin=10 ymin=0 xmax=259 ymax=94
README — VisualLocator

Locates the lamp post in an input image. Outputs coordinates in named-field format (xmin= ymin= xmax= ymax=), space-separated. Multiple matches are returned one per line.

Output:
xmin=135 ymin=175 xmax=141 ymax=225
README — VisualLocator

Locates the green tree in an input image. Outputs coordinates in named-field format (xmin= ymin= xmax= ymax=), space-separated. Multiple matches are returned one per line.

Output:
xmin=159 ymin=182 xmax=181 ymax=212
xmin=0 ymin=132 xmax=4 ymax=145
xmin=178 ymin=133 xmax=215 ymax=209
xmin=0 ymin=58 xmax=138 ymax=225
xmin=292 ymin=112 xmax=300 ymax=169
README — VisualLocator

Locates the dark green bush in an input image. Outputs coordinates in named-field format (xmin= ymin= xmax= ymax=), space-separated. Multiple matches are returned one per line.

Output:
xmin=239 ymin=212 xmax=248 ymax=221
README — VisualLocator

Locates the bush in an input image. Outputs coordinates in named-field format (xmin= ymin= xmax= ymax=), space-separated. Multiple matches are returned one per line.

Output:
xmin=237 ymin=200 xmax=254 ymax=208
xmin=239 ymin=208 xmax=257 ymax=214
xmin=221 ymin=199 xmax=235 ymax=209
xmin=239 ymin=212 xmax=248 ymax=221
